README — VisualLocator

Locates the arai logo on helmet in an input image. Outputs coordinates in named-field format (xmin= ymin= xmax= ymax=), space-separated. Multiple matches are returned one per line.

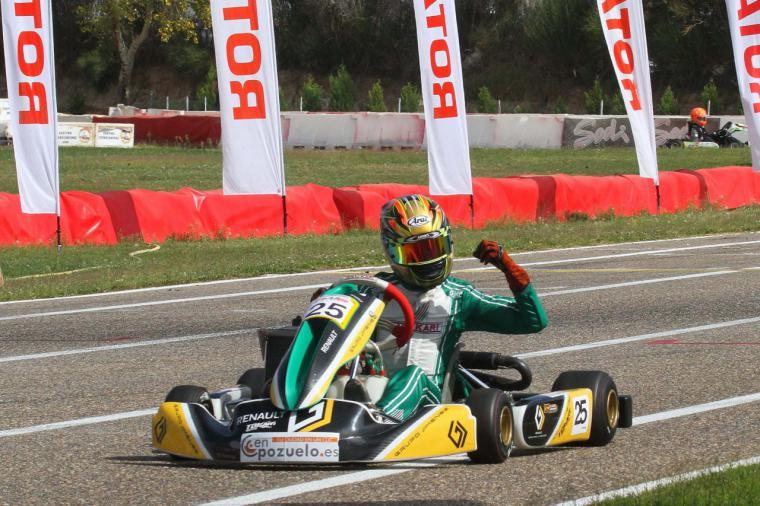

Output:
xmin=407 ymin=215 xmax=430 ymax=228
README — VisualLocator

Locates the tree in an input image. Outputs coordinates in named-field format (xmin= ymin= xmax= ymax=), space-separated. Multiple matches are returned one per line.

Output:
xmin=367 ymin=81 xmax=387 ymax=112
xmin=301 ymin=76 xmax=324 ymax=111
xmin=477 ymin=86 xmax=498 ymax=113
xmin=701 ymin=79 xmax=720 ymax=114
xmin=658 ymin=86 xmax=680 ymax=115
xmin=584 ymin=79 xmax=606 ymax=114
xmin=329 ymin=64 xmax=357 ymax=111
xmin=78 ymin=0 xmax=210 ymax=104
xmin=400 ymin=83 xmax=421 ymax=113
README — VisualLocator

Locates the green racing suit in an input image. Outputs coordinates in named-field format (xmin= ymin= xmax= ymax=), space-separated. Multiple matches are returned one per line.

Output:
xmin=371 ymin=272 xmax=548 ymax=421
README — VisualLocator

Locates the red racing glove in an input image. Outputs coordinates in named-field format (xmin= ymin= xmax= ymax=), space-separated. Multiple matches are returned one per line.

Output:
xmin=473 ymin=240 xmax=531 ymax=294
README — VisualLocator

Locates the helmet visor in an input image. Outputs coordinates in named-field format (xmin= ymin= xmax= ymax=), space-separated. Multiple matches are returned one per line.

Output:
xmin=386 ymin=230 xmax=452 ymax=266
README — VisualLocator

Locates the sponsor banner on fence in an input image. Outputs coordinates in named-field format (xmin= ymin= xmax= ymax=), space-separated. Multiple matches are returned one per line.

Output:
xmin=1 ymin=0 xmax=59 ymax=213
xmin=94 ymin=123 xmax=135 ymax=148
xmin=727 ymin=0 xmax=760 ymax=171
xmin=597 ymin=0 xmax=659 ymax=184
xmin=211 ymin=0 xmax=285 ymax=195
xmin=57 ymin=123 xmax=95 ymax=147
xmin=561 ymin=116 xmax=720 ymax=149
xmin=413 ymin=0 xmax=472 ymax=195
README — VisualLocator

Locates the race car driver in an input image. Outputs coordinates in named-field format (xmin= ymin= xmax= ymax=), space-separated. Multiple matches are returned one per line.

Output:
xmin=368 ymin=194 xmax=548 ymax=421
xmin=688 ymin=107 xmax=709 ymax=142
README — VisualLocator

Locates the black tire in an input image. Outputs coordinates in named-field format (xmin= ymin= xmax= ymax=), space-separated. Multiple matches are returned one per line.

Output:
xmin=466 ymin=388 xmax=513 ymax=463
xmin=237 ymin=368 xmax=267 ymax=398
xmin=165 ymin=385 xmax=208 ymax=403
xmin=552 ymin=371 xmax=619 ymax=446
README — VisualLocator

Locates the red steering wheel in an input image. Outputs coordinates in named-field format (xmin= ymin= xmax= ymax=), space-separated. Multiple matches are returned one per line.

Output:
xmin=337 ymin=276 xmax=415 ymax=348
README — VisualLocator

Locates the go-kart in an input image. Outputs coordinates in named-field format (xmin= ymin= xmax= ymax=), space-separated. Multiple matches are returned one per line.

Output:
xmin=152 ymin=277 xmax=632 ymax=464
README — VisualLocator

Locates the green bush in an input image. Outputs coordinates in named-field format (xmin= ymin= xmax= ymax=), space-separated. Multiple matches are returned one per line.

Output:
xmin=584 ymin=79 xmax=606 ymax=114
xmin=329 ymin=64 xmax=357 ymax=111
xmin=658 ymin=86 xmax=679 ymax=115
xmin=196 ymin=66 xmax=219 ymax=110
xmin=701 ymin=79 xmax=720 ymax=114
xmin=609 ymin=93 xmax=626 ymax=115
xmin=279 ymin=87 xmax=290 ymax=111
xmin=367 ymin=80 xmax=387 ymax=112
xmin=553 ymin=96 xmax=568 ymax=114
xmin=477 ymin=86 xmax=498 ymax=113
xmin=400 ymin=83 xmax=421 ymax=112
xmin=301 ymin=76 xmax=324 ymax=111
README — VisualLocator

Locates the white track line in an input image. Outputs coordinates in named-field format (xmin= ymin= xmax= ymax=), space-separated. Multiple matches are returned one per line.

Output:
xmin=539 ymin=270 xmax=735 ymax=297
xmin=2 ymin=316 xmax=758 ymax=436
xmin=0 ymin=409 xmax=155 ymax=438
xmin=0 ymin=284 xmax=325 ymax=322
xmin=554 ymin=455 xmax=760 ymax=506
xmin=196 ymin=393 xmax=760 ymax=506
xmin=0 ymin=328 xmax=258 ymax=364
xmin=516 ymin=316 xmax=760 ymax=359
xmin=2 ymin=233 xmax=740 ymax=307
xmin=0 ymin=265 xmax=743 ymax=323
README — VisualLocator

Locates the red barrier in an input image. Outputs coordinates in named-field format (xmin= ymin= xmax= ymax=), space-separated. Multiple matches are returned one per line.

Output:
xmin=0 ymin=192 xmax=117 ymax=245
xmin=2 ymin=167 xmax=758 ymax=247
xmin=684 ymin=166 xmax=760 ymax=209
xmin=60 ymin=192 xmax=118 ymax=245
xmin=101 ymin=184 xmax=343 ymax=242
xmin=526 ymin=174 xmax=656 ymax=220
xmin=0 ymin=193 xmax=56 ymax=245
xmin=94 ymin=115 xmax=221 ymax=145
xmin=657 ymin=171 xmax=703 ymax=213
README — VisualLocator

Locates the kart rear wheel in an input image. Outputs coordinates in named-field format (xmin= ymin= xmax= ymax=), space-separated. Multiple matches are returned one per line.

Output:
xmin=466 ymin=388 xmax=513 ymax=463
xmin=552 ymin=371 xmax=618 ymax=446
xmin=237 ymin=368 xmax=267 ymax=398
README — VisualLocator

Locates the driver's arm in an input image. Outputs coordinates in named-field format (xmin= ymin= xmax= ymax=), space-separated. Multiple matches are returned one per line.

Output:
xmin=456 ymin=280 xmax=547 ymax=334
xmin=460 ymin=240 xmax=548 ymax=334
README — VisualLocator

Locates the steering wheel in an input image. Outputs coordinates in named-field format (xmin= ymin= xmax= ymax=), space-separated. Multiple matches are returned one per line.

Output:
xmin=336 ymin=276 xmax=415 ymax=348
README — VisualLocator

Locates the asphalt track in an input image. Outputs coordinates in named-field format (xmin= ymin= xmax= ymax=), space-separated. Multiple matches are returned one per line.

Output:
xmin=1 ymin=232 xmax=759 ymax=505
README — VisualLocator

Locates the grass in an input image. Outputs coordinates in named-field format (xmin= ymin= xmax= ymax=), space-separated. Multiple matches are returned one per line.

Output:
xmin=596 ymin=462 xmax=760 ymax=505
xmin=0 ymin=145 xmax=753 ymax=193
xmin=1 ymin=205 xmax=759 ymax=301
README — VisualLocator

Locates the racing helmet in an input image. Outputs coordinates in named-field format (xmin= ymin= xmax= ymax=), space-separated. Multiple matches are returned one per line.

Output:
xmin=380 ymin=194 xmax=453 ymax=290
xmin=690 ymin=107 xmax=708 ymax=127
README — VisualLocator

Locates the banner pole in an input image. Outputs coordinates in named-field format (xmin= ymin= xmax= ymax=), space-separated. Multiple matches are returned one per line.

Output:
xmin=56 ymin=214 xmax=62 ymax=255
xmin=655 ymin=184 xmax=661 ymax=214
xmin=282 ymin=194 xmax=288 ymax=235
xmin=469 ymin=194 xmax=475 ymax=229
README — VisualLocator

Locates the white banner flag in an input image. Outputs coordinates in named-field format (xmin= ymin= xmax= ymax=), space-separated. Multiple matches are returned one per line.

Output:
xmin=597 ymin=0 xmax=659 ymax=184
xmin=413 ymin=0 xmax=472 ymax=196
xmin=211 ymin=0 xmax=285 ymax=195
xmin=2 ymin=0 xmax=59 ymax=214
xmin=727 ymin=0 xmax=760 ymax=171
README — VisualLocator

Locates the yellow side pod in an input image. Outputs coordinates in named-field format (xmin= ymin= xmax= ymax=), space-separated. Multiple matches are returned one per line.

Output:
xmin=152 ymin=402 xmax=211 ymax=459
xmin=377 ymin=405 xmax=477 ymax=461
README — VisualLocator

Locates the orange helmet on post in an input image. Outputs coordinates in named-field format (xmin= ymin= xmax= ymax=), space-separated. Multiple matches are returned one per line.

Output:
xmin=690 ymin=107 xmax=708 ymax=127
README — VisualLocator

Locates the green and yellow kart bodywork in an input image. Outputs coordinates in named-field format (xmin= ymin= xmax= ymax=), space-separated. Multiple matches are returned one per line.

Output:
xmin=152 ymin=277 xmax=632 ymax=464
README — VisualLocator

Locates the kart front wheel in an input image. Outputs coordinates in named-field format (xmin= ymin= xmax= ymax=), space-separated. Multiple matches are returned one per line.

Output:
xmin=466 ymin=388 xmax=513 ymax=464
xmin=552 ymin=371 xmax=618 ymax=446
xmin=165 ymin=385 xmax=209 ymax=403
xmin=237 ymin=368 xmax=267 ymax=397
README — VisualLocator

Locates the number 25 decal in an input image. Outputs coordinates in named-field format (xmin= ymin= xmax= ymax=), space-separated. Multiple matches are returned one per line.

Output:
xmin=305 ymin=301 xmax=347 ymax=319
xmin=574 ymin=399 xmax=588 ymax=425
